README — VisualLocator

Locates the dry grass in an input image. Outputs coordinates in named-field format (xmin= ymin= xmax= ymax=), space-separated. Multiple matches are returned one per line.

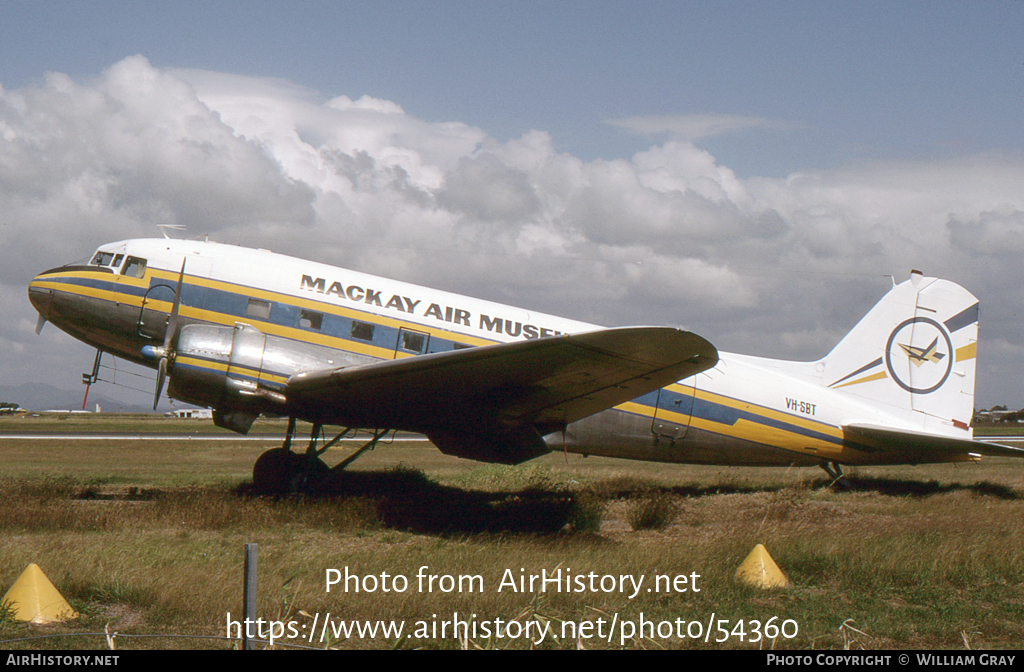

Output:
xmin=1 ymin=424 xmax=1024 ymax=649
xmin=626 ymin=490 xmax=678 ymax=530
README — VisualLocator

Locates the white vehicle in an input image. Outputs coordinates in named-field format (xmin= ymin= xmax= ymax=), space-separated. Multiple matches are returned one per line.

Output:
xmin=28 ymin=238 xmax=1021 ymax=491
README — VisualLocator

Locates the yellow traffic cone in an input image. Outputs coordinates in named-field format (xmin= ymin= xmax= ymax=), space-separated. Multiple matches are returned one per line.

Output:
xmin=1 ymin=563 xmax=79 ymax=624
xmin=734 ymin=544 xmax=791 ymax=589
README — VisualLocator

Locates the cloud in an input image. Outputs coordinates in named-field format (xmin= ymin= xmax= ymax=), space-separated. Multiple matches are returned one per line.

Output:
xmin=608 ymin=114 xmax=802 ymax=142
xmin=0 ymin=57 xmax=316 ymax=281
xmin=3 ymin=56 xmax=1024 ymax=407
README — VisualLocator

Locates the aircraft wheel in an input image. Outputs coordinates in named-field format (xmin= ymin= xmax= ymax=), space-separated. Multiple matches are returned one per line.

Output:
xmin=294 ymin=456 xmax=331 ymax=495
xmin=252 ymin=448 xmax=303 ymax=495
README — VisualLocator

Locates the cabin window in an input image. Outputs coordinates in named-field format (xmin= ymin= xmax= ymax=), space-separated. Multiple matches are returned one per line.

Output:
xmin=122 ymin=256 xmax=147 ymax=278
xmin=246 ymin=298 xmax=272 ymax=320
xmin=351 ymin=321 xmax=375 ymax=342
xmin=299 ymin=309 xmax=323 ymax=330
xmin=401 ymin=331 xmax=426 ymax=353
xmin=452 ymin=342 xmax=474 ymax=351
xmin=111 ymin=254 xmax=124 ymax=268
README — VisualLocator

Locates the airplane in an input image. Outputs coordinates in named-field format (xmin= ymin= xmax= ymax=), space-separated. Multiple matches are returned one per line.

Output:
xmin=27 ymin=238 xmax=1024 ymax=492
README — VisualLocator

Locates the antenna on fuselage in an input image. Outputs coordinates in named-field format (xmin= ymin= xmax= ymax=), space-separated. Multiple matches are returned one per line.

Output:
xmin=157 ymin=224 xmax=186 ymax=239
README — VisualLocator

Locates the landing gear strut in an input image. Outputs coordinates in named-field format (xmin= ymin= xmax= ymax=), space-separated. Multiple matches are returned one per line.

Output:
xmin=820 ymin=460 xmax=850 ymax=489
xmin=251 ymin=418 xmax=391 ymax=495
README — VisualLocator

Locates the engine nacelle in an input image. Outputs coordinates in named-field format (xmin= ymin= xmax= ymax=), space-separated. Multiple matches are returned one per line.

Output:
xmin=166 ymin=322 xmax=358 ymax=433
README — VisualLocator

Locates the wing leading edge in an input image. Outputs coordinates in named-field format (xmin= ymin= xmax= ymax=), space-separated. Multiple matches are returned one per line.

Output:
xmin=287 ymin=326 xmax=718 ymax=463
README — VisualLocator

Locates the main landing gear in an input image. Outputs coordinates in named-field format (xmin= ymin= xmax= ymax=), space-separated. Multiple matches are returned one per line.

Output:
xmin=251 ymin=418 xmax=391 ymax=495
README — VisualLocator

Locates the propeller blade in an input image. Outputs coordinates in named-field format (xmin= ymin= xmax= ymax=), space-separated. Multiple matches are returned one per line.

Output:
xmin=153 ymin=258 xmax=187 ymax=410
xmin=163 ymin=258 xmax=187 ymax=352
xmin=153 ymin=357 xmax=167 ymax=410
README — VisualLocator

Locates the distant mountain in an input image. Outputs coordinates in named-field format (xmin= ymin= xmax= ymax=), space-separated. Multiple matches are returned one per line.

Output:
xmin=0 ymin=382 xmax=171 ymax=413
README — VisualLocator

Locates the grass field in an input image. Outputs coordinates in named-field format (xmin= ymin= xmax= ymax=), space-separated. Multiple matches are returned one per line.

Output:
xmin=1 ymin=415 xmax=1023 ymax=650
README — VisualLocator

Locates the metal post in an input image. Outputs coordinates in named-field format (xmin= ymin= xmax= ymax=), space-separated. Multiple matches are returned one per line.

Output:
xmin=243 ymin=543 xmax=257 ymax=650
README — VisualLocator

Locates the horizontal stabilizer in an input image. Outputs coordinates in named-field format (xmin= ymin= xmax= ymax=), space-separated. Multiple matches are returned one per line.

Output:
xmin=844 ymin=424 xmax=1024 ymax=460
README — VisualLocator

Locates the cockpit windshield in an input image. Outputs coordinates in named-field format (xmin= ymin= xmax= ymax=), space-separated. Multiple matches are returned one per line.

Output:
xmin=88 ymin=250 xmax=139 ymax=275
xmin=90 ymin=251 xmax=126 ymax=269
xmin=90 ymin=252 xmax=116 ymax=266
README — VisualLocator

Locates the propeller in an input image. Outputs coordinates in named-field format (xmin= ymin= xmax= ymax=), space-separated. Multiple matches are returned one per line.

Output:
xmin=149 ymin=259 xmax=187 ymax=410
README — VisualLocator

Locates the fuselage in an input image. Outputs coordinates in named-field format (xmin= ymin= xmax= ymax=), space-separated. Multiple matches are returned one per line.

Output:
xmin=28 ymin=238 xmax=967 ymax=468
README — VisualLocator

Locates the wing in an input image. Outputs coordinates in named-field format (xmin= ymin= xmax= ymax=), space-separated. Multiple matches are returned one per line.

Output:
xmin=287 ymin=327 xmax=717 ymax=463
xmin=844 ymin=424 xmax=1024 ymax=461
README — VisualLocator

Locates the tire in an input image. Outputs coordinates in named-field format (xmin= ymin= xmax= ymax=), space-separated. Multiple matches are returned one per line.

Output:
xmin=252 ymin=448 xmax=303 ymax=495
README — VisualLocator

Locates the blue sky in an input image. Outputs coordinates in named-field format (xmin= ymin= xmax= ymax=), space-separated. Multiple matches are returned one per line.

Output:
xmin=2 ymin=1 xmax=1020 ymax=176
xmin=2 ymin=1 xmax=1024 ymax=409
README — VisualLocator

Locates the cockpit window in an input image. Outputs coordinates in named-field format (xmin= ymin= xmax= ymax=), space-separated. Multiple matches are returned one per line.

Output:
xmin=90 ymin=252 xmax=116 ymax=266
xmin=122 ymin=256 xmax=147 ymax=279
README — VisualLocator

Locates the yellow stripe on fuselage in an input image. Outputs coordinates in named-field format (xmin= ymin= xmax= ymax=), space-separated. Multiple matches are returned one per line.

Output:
xmin=613 ymin=384 xmax=843 ymax=458
xmin=712 ymin=418 xmax=842 ymax=458
xmin=694 ymin=387 xmax=843 ymax=439
xmin=619 ymin=385 xmax=841 ymax=439
xmin=30 ymin=278 xmax=147 ymax=309
xmin=615 ymin=400 xmax=669 ymax=420
xmin=151 ymin=270 xmax=498 ymax=347
xmin=36 ymin=268 xmax=498 ymax=361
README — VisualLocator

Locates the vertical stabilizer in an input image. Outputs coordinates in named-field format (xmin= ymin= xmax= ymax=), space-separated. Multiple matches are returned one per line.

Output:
xmin=821 ymin=273 xmax=978 ymax=435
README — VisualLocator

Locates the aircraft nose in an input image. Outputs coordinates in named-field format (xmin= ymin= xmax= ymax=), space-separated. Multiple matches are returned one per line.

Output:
xmin=27 ymin=274 xmax=54 ymax=320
